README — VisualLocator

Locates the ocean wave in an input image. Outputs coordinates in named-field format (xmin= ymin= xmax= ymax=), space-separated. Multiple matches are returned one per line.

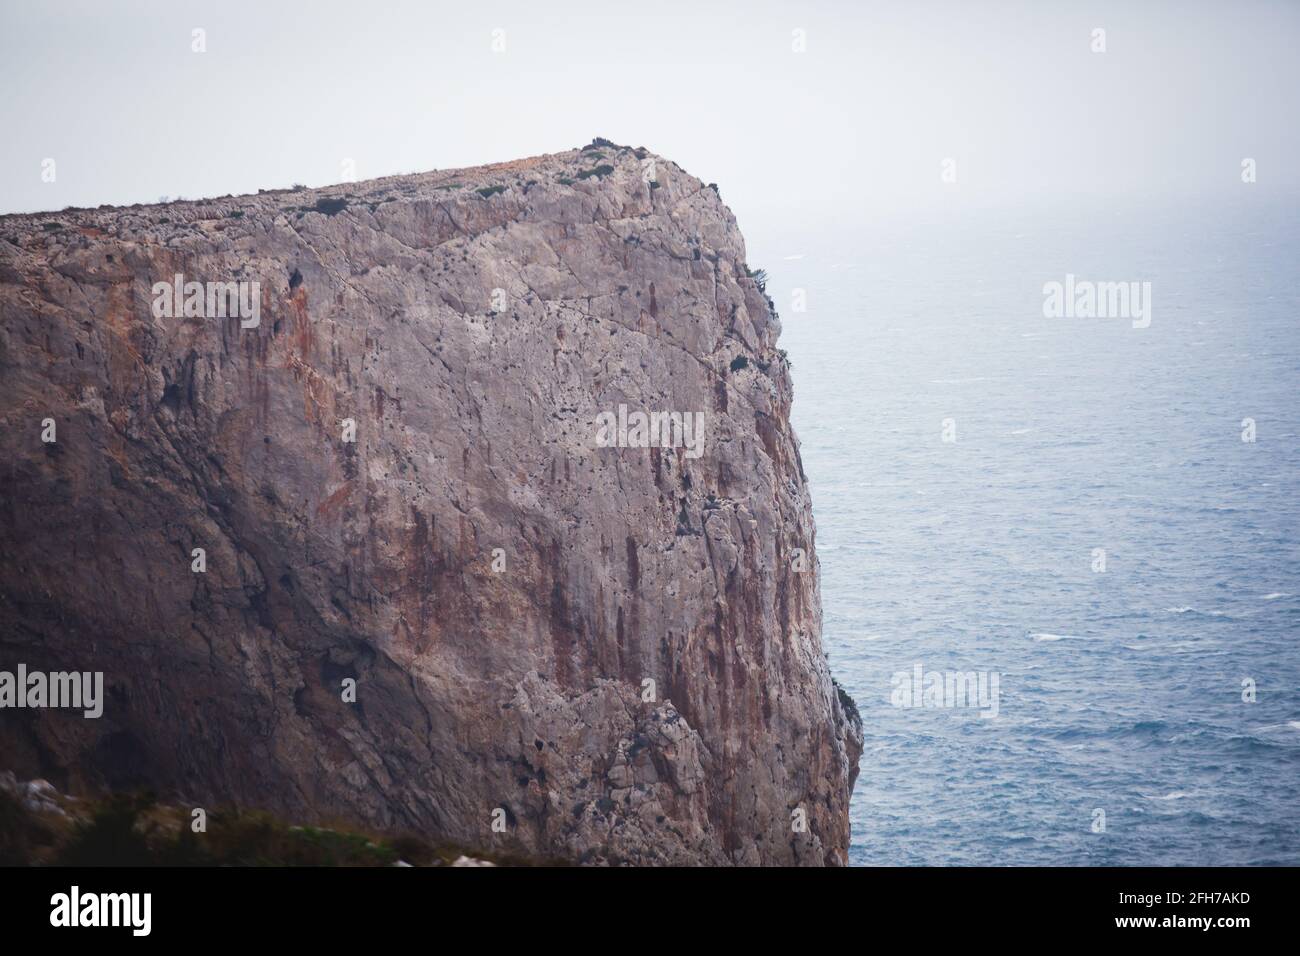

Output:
xmin=1053 ymin=719 xmax=1171 ymax=741
xmin=1164 ymin=606 xmax=1228 ymax=617
xmin=1222 ymin=733 xmax=1293 ymax=753
xmin=1253 ymin=722 xmax=1300 ymax=733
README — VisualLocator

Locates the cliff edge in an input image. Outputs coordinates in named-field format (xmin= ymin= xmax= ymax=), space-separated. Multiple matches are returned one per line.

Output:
xmin=0 ymin=141 xmax=862 ymax=865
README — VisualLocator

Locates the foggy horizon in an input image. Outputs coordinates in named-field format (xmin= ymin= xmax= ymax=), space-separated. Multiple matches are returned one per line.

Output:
xmin=3 ymin=0 xmax=1298 ymax=224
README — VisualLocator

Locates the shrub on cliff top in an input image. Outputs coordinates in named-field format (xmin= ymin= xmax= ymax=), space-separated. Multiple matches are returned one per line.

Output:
xmin=313 ymin=197 xmax=349 ymax=216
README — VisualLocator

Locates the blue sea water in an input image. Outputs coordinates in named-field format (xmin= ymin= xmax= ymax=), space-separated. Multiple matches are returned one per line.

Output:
xmin=754 ymin=195 xmax=1300 ymax=866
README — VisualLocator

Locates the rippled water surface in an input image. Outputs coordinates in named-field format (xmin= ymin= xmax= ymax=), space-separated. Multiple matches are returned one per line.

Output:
xmin=754 ymin=197 xmax=1300 ymax=865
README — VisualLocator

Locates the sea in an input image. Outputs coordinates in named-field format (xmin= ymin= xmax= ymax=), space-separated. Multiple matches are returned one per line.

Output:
xmin=752 ymin=194 xmax=1300 ymax=866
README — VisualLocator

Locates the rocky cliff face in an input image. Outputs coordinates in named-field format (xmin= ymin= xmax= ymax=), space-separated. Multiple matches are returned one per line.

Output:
xmin=0 ymin=142 xmax=862 ymax=865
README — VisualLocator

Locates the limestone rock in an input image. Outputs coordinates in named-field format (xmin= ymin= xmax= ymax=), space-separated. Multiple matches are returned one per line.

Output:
xmin=0 ymin=141 xmax=862 ymax=864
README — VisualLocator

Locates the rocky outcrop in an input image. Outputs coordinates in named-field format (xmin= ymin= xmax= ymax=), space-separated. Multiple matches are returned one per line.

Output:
xmin=0 ymin=141 xmax=862 ymax=865
xmin=0 ymin=770 xmax=507 ymax=866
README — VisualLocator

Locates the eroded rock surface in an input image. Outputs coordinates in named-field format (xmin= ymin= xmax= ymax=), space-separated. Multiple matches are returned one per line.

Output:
xmin=0 ymin=142 xmax=862 ymax=865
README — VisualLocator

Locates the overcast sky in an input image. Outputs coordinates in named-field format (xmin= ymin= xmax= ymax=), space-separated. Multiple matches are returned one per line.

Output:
xmin=2 ymin=0 xmax=1298 ymax=226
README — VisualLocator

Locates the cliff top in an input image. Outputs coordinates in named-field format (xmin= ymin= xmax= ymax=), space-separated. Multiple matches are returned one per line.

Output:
xmin=0 ymin=138 xmax=686 ymax=230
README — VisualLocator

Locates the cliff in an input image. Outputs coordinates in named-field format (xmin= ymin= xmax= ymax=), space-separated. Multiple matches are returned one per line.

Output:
xmin=0 ymin=141 xmax=862 ymax=865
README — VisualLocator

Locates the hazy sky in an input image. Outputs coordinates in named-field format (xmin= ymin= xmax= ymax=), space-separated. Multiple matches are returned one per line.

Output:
xmin=2 ymin=0 xmax=1298 ymax=227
